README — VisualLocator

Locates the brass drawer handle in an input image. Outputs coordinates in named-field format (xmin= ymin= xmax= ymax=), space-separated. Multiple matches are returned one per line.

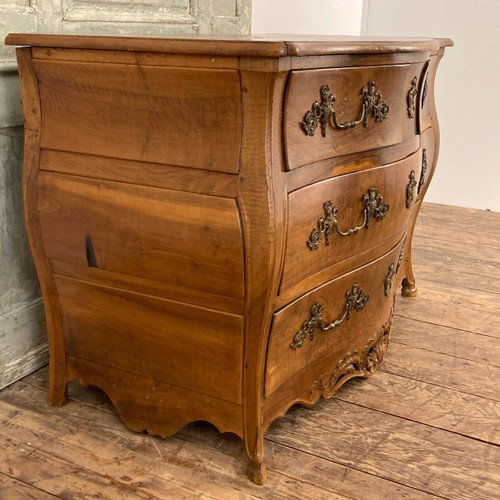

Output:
xmin=406 ymin=170 xmax=417 ymax=208
xmin=418 ymin=148 xmax=428 ymax=193
xmin=290 ymin=284 xmax=369 ymax=350
xmin=302 ymin=82 xmax=389 ymax=137
xmin=308 ymin=187 xmax=390 ymax=250
xmin=384 ymin=241 xmax=406 ymax=296
xmin=407 ymin=76 xmax=418 ymax=118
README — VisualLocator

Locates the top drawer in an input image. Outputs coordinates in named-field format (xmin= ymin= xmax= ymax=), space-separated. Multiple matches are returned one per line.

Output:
xmin=34 ymin=60 xmax=242 ymax=174
xmin=284 ymin=62 xmax=426 ymax=170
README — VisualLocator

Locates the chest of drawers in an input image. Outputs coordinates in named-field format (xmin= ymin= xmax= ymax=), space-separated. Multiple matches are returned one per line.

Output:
xmin=7 ymin=33 xmax=451 ymax=484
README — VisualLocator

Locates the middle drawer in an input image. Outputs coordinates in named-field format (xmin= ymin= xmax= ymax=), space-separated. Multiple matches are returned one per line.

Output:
xmin=280 ymin=148 xmax=423 ymax=296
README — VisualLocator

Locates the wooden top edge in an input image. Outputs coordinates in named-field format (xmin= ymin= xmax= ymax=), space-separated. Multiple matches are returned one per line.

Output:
xmin=434 ymin=37 xmax=454 ymax=48
xmin=5 ymin=33 xmax=451 ymax=57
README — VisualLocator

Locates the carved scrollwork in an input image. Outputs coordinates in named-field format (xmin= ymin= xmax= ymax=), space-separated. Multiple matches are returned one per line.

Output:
xmin=301 ymin=82 xmax=389 ymax=137
xmin=406 ymin=170 xmax=417 ymax=209
xmin=290 ymin=284 xmax=369 ymax=350
xmin=407 ymin=76 xmax=418 ymax=118
xmin=310 ymin=312 xmax=394 ymax=398
xmin=418 ymin=148 xmax=428 ymax=193
xmin=307 ymin=188 xmax=390 ymax=250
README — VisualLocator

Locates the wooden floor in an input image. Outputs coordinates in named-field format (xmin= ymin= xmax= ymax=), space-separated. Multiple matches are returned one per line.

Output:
xmin=0 ymin=202 xmax=499 ymax=500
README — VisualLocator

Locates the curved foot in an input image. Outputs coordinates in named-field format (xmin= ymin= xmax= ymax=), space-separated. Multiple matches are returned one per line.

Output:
xmin=48 ymin=382 xmax=69 ymax=407
xmin=247 ymin=459 xmax=267 ymax=485
xmin=48 ymin=365 xmax=69 ymax=407
xmin=402 ymin=278 xmax=418 ymax=297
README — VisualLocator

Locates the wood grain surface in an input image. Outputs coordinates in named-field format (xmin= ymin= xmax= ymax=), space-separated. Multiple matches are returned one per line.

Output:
xmin=267 ymin=242 xmax=401 ymax=396
xmin=5 ymin=33 xmax=451 ymax=57
xmin=281 ymin=150 xmax=421 ymax=295
xmin=55 ymin=275 xmax=244 ymax=404
xmin=284 ymin=63 xmax=424 ymax=170
xmin=38 ymin=171 xmax=244 ymax=299
xmin=34 ymin=60 xmax=242 ymax=173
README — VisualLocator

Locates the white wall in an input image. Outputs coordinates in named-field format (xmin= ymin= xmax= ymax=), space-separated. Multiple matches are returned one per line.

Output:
xmin=363 ymin=0 xmax=499 ymax=212
xmin=252 ymin=0 xmax=363 ymax=35
xmin=252 ymin=0 xmax=499 ymax=212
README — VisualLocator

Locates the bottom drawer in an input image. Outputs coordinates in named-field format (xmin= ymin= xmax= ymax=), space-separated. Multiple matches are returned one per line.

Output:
xmin=265 ymin=240 xmax=404 ymax=397
xmin=55 ymin=275 xmax=244 ymax=404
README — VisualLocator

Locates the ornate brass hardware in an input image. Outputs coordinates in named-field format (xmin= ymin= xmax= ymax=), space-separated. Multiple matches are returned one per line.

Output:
xmin=406 ymin=170 xmax=417 ymax=209
xmin=310 ymin=312 xmax=393 ymax=397
xmin=384 ymin=263 xmax=397 ymax=297
xmin=422 ymin=75 xmax=429 ymax=108
xmin=301 ymin=82 xmax=389 ymax=137
xmin=418 ymin=148 xmax=427 ymax=193
xmin=307 ymin=187 xmax=390 ymax=250
xmin=384 ymin=242 xmax=405 ymax=296
xmin=407 ymin=76 xmax=418 ymax=118
xmin=290 ymin=284 xmax=369 ymax=350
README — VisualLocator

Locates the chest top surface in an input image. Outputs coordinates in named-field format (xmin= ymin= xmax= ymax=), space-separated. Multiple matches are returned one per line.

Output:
xmin=5 ymin=33 xmax=452 ymax=57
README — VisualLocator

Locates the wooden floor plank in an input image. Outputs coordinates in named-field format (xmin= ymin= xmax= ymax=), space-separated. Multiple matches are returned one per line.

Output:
xmin=392 ymin=316 xmax=500 ymax=367
xmin=333 ymin=370 xmax=500 ymax=445
xmin=419 ymin=202 xmax=500 ymax=227
xmin=0 ymin=473 xmax=60 ymax=500
xmin=0 ymin=382 xmax=438 ymax=500
xmin=411 ymin=234 xmax=499 ymax=263
xmin=410 ymin=254 xmax=500 ymax=295
xmin=0 ymin=432 xmax=202 ymax=500
xmin=413 ymin=245 xmax=499 ymax=282
xmin=395 ymin=280 xmax=500 ymax=338
xmin=380 ymin=341 xmax=500 ymax=402
xmin=414 ymin=214 xmax=500 ymax=251
xmin=0 ymin=400 xmax=265 ymax=500
xmin=0 ymin=386 xmax=350 ymax=500
xmin=266 ymin=399 xmax=500 ymax=500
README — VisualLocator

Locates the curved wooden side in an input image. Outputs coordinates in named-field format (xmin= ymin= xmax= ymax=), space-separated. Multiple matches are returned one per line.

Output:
xmin=66 ymin=356 xmax=243 ymax=439
xmin=16 ymin=47 xmax=68 ymax=407
xmin=237 ymin=60 xmax=290 ymax=485
xmin=402 ymin=48 xmax=446 ymax=297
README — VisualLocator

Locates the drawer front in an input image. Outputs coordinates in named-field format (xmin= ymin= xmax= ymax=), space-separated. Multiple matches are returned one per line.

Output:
xmin=56 ymin=275 xmax=243 ymax=404
xmin=34 ymin=60 xmax=242 ymax=174
xmin=284 ymin=62 xmax=426 ymax=170
xmin=266 ymin=242 xmax=403 ymax=396
xmin=280 ymin=149 xmax=422 ymax=295
xmin=38 ymin=172 xmax=244 ymax=299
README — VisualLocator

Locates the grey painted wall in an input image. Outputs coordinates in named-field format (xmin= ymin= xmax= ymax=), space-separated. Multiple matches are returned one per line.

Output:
xmin=0 ymin=0 xmax=251 ymax=389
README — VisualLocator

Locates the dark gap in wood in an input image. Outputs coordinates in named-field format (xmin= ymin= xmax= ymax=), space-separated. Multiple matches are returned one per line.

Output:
xmin=85 ymin=235 xmax=98 ymax=268
xmin=0 ymin=472 xmax=61 ymax=499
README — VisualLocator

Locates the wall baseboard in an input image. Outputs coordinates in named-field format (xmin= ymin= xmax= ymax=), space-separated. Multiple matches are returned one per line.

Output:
xmin=0 ymin=298 xmax=48 ymax=390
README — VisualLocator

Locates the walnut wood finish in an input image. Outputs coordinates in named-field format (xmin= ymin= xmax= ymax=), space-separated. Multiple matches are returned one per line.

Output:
xmin=34 ymin=61 xmax=242 ymax=173
xmin=267 ymin=242 xmax=402 ymax=397
xmin=284 ymin=62 xmax=425 ymax=170
xmin=7 ymin=34 xmax=451 ymax=484
xmin=38 ymin=172 xmax=244 ymax=298
xmin=281 ymin=149 xmax=423 ymax=296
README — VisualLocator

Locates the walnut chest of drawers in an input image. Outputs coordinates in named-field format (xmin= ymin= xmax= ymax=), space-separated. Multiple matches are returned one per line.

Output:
xmin=7 ymin=33 xmax=452 ymax=484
